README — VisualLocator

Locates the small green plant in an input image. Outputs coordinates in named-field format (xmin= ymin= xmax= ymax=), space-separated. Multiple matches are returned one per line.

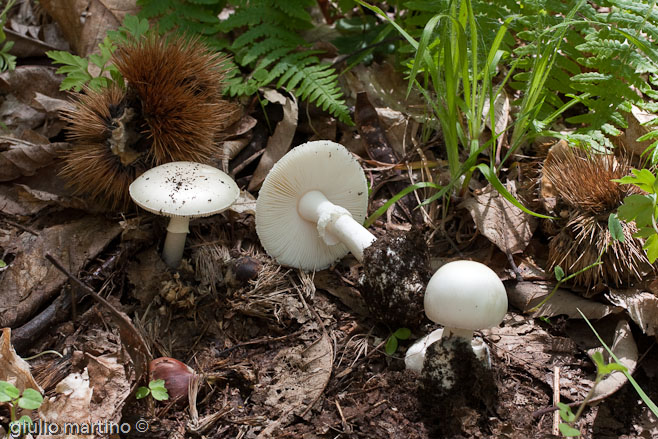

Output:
xmin=557 ymin=310 xmax=658 ymax=437
xmin=0 ymin=0 xmax=16 ymax=72
xmin=384 ymin=327 xmax=411 ymax=355
xmin=556 ymin=351 xmax=627 ymax=437
xmin=0 ymin=381 xmax=43 ymax=438
xmin=615 ymin=168 xmax=658 ymax=262
xmin=135 ymin=379 xmax=169 ymax=402
xmin=45 ymin=15 xmax=149 ymax=91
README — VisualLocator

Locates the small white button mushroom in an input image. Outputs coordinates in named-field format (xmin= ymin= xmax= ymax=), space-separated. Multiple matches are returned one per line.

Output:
xmin=255 ymin=140 xmax=375 ymax=270
xmin=129 ymin=162 xmax=239 ymax=268
xmin=424 ymin=260 xmax=508 ymax=343
xmin=405 ymin=260 xmax=507 ymax=372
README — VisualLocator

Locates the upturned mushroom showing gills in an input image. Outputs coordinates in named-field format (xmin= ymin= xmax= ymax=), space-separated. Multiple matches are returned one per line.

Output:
xmin=256 ymin=140 xmax=374 ymax=270
xmin=129 ymin=161 xmax=239 ymax=268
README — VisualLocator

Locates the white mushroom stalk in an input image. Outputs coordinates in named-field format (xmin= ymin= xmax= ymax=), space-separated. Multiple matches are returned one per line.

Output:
xmin=297 ymin=190 xmax=375 ymax=262
xmin=256 ymin=140 xmax=372 ymax=270
xmin=129 ymin=162 xmax=239 ymax=268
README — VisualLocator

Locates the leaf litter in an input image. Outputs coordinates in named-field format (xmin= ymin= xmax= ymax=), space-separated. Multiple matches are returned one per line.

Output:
xmin=0 ymin=5 xmax=657 ymax=439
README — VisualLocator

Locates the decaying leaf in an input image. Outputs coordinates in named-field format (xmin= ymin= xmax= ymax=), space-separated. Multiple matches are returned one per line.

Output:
xmin=507 ymin=281 xmax=621 ymax=319
xmin=0 ymin=328 xmax=42 ymax=393
xmin=228 ymin=190 xmax=256 ymax=216
xmin=313 ymin=271 xmax=369 ymax=316
xmin=38 ymin=369 xmax=93 ymax=439
xmin=606 ymin=287 xmax=658 ymax=336
xmin=0 ymin=139 xmax=69 ymax=182
xmin=254 ymin=329 xmax=333 ymax=434
xmin=39 ymin=0 xmax=139 ymax=57
xmin=0 ymin=216 xmax=122 ymax=328
xmin=87 ymin=353 xmax=132 ymax=424
xmin=248 ymin=89 xmax=298 ymax=191
xmin=588 ymin=319 xmax=638 ymax=403
xmin=460 ymin=181 xmax=537 ymax=255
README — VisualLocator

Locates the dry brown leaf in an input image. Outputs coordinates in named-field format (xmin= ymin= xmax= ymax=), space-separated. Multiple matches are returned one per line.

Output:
xmin=588 ymin=319 xmax=638 ymax=403
xmin=248 ymin=89 xmax=298 ymax=191
xmin=606 ymin=287 xmax=658 ymax=336
xmin=38 ymin=368 xmax=93 ymax=439
xmin=483 ymin=87 xmax=511 ymax=137
xmin=460 ymin=181 xmax=537 ymax=255
xmin=0 ymin=328 xmax=42 ymax=393
xmin=0 ymin=216 xmax=122 ymax=328
xmin=228 ymin=190 xmax=256 ymax=216
xmin=507 ymin=281 xmax=621 ymax=319
xmin=619 ymin=105 xmax=656 ymax=157
xmin=313 ymin=271 xmax=369 ymax=316
xmin=255 ymin=328 xmax=333 ymax=436
xmin=0 ymin=139 xmax=69 ymax=182
xmin=39 ymin=0 xmax=138 ymax=57
xmin=87 ymin=353 xmax=132 ymax=424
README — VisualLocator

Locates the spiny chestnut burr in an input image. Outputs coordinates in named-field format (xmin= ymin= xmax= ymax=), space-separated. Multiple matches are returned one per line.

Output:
xmin=149 ymin=357 xmax=197 ymax=402
xmin=542 ymin=146 xmax=652 ymax=294
xmin=60 ymin=34 xmax=241 ymax=210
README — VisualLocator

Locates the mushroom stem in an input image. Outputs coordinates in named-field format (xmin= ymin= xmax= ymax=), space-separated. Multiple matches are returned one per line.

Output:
xmin=298 ymin=190 xmax=376 ymax=262
xmin=163 ymin=216 xmax=190 ymax=268
xmin=443 ymin=327 xmax=489 ymax=366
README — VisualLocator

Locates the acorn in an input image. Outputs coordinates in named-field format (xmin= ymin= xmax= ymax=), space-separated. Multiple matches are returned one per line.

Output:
xmin=542 ymin=145 xmax=652 ymax=295
xmin=60 ymin=33 xmax=241 ymax=210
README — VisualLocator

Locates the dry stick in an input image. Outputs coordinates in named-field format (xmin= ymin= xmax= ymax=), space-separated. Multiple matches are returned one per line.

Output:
xmin=552 ymin=366 xmax=561 ymax=436
xmin=45 ymin=253 xmax=152 ymax=383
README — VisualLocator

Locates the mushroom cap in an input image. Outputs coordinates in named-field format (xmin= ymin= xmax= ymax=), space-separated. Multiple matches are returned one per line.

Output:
xmin=129 ymin=161 xmax=239 ymax=218
xmin=424 ymin=260 xmax=508 ymax=331
xmin=256 ymin=140 xmax=369 ymax=270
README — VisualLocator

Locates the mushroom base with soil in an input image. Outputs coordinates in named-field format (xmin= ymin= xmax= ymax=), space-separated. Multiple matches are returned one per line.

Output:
xmin=359 ymin=229 xmax=432 ymax=328
xmin=419 ymin=337 xmax=498 ymax=437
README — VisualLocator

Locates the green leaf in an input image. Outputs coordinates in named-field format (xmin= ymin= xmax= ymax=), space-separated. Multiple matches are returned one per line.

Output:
xmin=385 ymin=335 xmax=398 ymax=355
xmin=557 ymin=402 xmax=576 ymax=422
xmin=608 ymin=213 xmax=625 ymax=243
xmin=613 ymin=168 xmax=656 ymax=193
xmin=617 ymin=194 xmax=655 ymax=226
xmin=393 ymin=328 xmax=411 ymax=340
xmin=554 ymin=265 xmax=565 ymax=281
xmin=0 ymin=381 xmax=20 ymax=402
xmin=150 ymin=387 xmax=169 ymax=401
xmin=0 ymin=259 xmax=6 ymax=268
xmin=644 ymin=234 xmax=658 ymax=263
xmin=558 ymin=423 xmax=582 ymax=437
xmin=135 ymin=386 xmax=150 ymax=399
xmin=16 ymin=415 xmax=33 ymax=426
xmin=18 ymin=388 xmax=43 ymax=410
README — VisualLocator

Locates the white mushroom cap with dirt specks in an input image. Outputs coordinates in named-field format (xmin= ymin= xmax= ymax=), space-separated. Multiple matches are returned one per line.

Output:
xmin=129 ymin=161 xmax=239 ymax=218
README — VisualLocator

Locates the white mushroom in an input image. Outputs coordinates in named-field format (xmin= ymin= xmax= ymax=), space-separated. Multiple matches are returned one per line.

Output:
xmin=129 ymin=161 xmax=239 ymax=268
xmin=256 ymin=140 xmax=375 ymax=270
xmin=405 ymin=260 xmax=507 ymax=372
xmin=424 ymin=260 xmax=508 ymax=342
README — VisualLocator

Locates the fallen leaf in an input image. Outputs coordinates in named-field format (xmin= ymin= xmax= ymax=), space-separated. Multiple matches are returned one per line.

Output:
xmin=87 ymin=353 xmax=132 ymax=424
xmin=606 ymin=287 xmax=658 ymax=336
xmin=507 ymin=281 xmax=621 ymax=319
xmin=460 ymin=181 xmax=537 ymax=255
xmin=39 ymin=0 xmax=139 ymax=57
xmin=314 ymin=271 xmax=369 ymax=316
xmin=0 ymin=328 xmax=42 ymax=393
xmin=254 ymin=328 xmax=333 ymax=436
xmin=248 ymin=89 xmax=298 ymax=191
xmin=0 ymin=139 xmax=69 ymax=182
xmin=355 ymin=91 xmax=397 ymax=163
xmin=228 ymin=190 xmax=256 ymax=216
xmin=38 ymin=369 xmax=93 ymax=439
xmin=588 ymin=319 xmax=638 ymax=403
xmin=0 ymin=216 xmax=122 ymax=328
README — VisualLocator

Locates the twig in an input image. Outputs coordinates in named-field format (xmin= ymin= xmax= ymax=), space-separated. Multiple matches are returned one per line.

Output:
xmin=552 ymin=366 xmax=560 ymax=436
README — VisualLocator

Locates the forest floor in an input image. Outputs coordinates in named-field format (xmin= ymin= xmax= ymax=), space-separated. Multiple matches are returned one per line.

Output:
xmin=1 ymin=2 xmax=658 ymax=439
